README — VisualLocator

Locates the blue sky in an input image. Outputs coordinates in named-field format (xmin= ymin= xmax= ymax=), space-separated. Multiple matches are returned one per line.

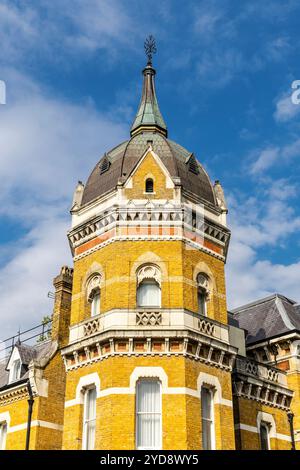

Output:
xmin=0 ymin=0 xmax=300 ymax=339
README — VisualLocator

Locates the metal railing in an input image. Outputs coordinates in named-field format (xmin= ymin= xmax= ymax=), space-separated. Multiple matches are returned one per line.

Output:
xmin=0 ymin=318 xmax=53 ymax=359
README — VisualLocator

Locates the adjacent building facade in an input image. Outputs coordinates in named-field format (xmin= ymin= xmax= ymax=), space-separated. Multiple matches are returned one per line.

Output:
xmin=0 ymin=53 xmax=299 ymax=451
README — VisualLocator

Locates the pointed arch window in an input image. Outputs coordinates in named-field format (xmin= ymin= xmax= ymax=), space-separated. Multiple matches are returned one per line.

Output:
xmin=197 ymin=273 xmax=210 ymax=316
xmin=145 ymin=178 xmax=154 ymax=193
xmin=137 ymin=265 xmax=161 ymax=308
xmin=87 ymin=274 xmax=102 ymax=317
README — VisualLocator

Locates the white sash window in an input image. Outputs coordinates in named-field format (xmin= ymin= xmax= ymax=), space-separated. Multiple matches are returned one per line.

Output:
xmin=136 ymin=380 xmax=162 ymax=450
xmin=137 ymin=280 xmax=161 ymax=307
xmin=82 ymin=387 xmax=96 ymax=450
xmin=91 ymin=292 xmax=100 ymax=317
xmin=201 ymin=387 xmax=215 ymax=450
xmin=0 ymin=422 xmax=7 ymax=450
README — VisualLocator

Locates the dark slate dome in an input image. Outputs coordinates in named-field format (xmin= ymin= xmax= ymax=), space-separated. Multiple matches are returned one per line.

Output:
xmin=81 ymin=132 xmax=216 ymax=207
xmin=81 ymin=57 xmax=217 ymax=208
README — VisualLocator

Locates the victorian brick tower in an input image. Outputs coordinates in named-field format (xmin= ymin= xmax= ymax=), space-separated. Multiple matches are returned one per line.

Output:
xmin=61 ymin=39 xmax=237 ymax=450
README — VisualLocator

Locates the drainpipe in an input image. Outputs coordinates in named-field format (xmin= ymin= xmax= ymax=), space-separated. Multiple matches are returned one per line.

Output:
xmin=287 ymin=411 xmax=296 ymax=450
xmin=25 ymin=380 xmax=34 ymax=450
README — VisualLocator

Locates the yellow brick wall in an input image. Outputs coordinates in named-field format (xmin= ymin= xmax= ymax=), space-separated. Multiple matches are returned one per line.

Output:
xmin=286 ymin=371 xmax=300 ymax=449
xmin=63 ymin=355 xmax=235 ymax=450
xmin=233 ymin=396 xmax=291 ymax=450
xmin=71 ymin=240 xmax=227 ymax=326
xmin=0 ymin=396 xmax=38 ymax=450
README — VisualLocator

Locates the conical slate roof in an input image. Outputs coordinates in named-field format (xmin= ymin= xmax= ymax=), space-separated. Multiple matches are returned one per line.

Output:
xmin=130 ymin=64 xmax=167 ymax=137
xmin=81 ymin=58 xmax=217 ymax=208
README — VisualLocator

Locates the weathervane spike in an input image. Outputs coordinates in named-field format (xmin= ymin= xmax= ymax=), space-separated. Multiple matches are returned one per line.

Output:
xmin=144 ymin=35 xmax=157 ymax=65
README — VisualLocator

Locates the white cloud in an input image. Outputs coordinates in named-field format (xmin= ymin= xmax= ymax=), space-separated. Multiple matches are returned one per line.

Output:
xmin=226 ymin=179 xmax=300 ymax=308
xmin=0 ymin=70 xmax=127 ymax=339
xmin=249 ymin=138 xmax=300 ymax=174
xmin=0 ymin=0 xmax=134 ymax=67
xmin=250 ymin=146 xmax=280 ymax=174
xmin=274 ymin=92 xmax=300 ymax=122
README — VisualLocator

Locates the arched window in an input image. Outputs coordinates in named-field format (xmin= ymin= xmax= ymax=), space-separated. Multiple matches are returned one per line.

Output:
xmin=136 ymin=379 xmax=161 ymax=449
xmin=259 ymin=422 xmax=270 ymax=450
xmin=87 ymin=274 xmax=101 ymax=317
xmin=0 ymin=421 xmax=7 ymax=450
xmin=197 ymin=273 xmax=210 ymax=316
xmin=145 ymin=178 xmax=154 ymax=193
xmin=82 ymin=387 xmax=96 ymax=450
xmin=137 ymin=265 xmax=161 ymax=308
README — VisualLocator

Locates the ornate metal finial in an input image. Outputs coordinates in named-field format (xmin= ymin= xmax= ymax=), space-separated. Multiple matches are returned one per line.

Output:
xmin=144 ymin=35 xmax=157 ymax=65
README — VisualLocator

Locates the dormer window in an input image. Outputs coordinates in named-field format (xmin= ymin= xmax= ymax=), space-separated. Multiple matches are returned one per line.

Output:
xmin=9 ymin=358 xmax=21 ymax=383
xmin=145 ymin=178 xmax=154 ymax=193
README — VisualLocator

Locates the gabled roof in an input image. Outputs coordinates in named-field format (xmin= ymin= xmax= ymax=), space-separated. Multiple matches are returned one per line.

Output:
xmin=231 ymin=294 xmax=300 ymax=345
xmin=0 ymin=340 xmax=54 ymax=391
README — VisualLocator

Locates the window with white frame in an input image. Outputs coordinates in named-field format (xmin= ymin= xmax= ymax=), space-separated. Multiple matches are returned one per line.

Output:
xmin=87 ymin=274 xmax=101 ymax=317
xmin=136 ymin=379 xmax=162 ymax=450
xmin=259 ymin=422 xmax=270 ymax=450
xmin=197 ymin=273 xmax=210 ymax=316
xmin=0 ymin=422 xmax=7 ymax=450
xmin=136 ymin=265 xmax=161 ymax=308
xmin=82 ymin=387 xmax=97 ymax=450
xmin=201 ymin=386 xmax=215 ymax=450
xmin=90 ymin=291 xmax=100 ymax=317
xmin=9 ymin=359 xmax=21 ymax=383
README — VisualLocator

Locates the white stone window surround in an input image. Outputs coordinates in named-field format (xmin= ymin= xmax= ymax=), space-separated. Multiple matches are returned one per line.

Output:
xmin=65 ymin=368 xmax=232 ymax=409
xmin=136 ymin=265 xmax=161 ymax=287
xmin=257 ymin=411 xmax=276 ymax=448
xmin=136 ymin=264 xmax=162 ymax=308
xmin=201 ymin=386 xmax=216 ymax=450
xmin=0 ymin=412 xmax=10 ymax=450
xmin=86 ymin=274 xmax=102 ymax=303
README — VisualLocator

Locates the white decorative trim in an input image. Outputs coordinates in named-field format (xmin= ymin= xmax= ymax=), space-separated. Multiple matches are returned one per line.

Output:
xmin=257 ymin=411 xmax=276 ymax=439
xmin=8 ymin=420 xmax=63 ymax=434
xmin=73 ymin=235 xmax=225 ymax=263
xmin=0 ymin=411 xmax=10 ymax=426
xmin=136 ymin=265 xmax=161 ymax=286
xmin=86 ymin=274 xmax=102 ymax=301
xmin=130 ymin=367 xmax=168 ymax=390
xmin=197 ymin=372 xmax=231 ymax=407
xmin=76 ymin=373 xmax=101 ymax=404
xmin=64 ymin=368 xmax=233 ymax=408
xmin=235 ymin=422 xmax=291 ymax=442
